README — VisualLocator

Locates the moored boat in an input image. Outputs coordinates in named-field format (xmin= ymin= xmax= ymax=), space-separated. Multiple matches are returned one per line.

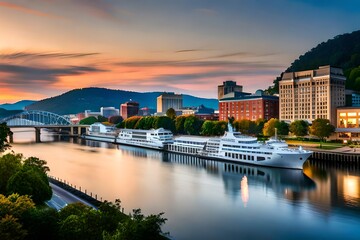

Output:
xmin=166 ymin=123 xmax=312 ymax=169
xmin=116 ymin=128 xmax=173 ymax=149
xmin=82 ymin=122 xmax=117 ymax=143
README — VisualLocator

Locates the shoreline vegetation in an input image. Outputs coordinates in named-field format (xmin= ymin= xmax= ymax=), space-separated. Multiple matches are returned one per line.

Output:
xmin=0 ymin=122 xmax=169 ymax=240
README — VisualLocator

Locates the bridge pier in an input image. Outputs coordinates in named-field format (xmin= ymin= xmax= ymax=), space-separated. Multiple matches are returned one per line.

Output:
xmin=35 ymin=127 xmax=41 ymax=143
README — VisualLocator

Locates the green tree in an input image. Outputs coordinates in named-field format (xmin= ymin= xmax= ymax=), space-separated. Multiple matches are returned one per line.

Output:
xmin=289 ymin=120 xmax=309 ymax=137
xmin=309 ymin=118 xmax=335 ymax=145
xmin=213 ymin=121 xmax=227 ymax=136
xmin=109 ymin=116 xmax=123 ymax=125
xmin=275 ymin=121 xmax=289 ymax=136
xmin=234 ymin=119 xmax=256 ymax=135
xmin=103 ymin=209 xmax=167 ymax=240
xmin=0 ymin=153 xmax=22 ymax=194
xmin=134 ymin=117 xmax=146 ymax=129
xmin=0 ymin=194 xmax=35 ymax=219
xmin=175 ymin=116 xmax=187 ymax=134
xmin=97 ymin=115 xmax=108 ymax=122
xmin=22 ymin=207 xmax=59 ymax=240
xmin=124 ymin=116 xmax=142 ymax=129
xmin=165 ymin=108 xmax=176 ymax=120
xmin=255 ymin=118 xmax=266 ymax=136
xmin=79 ymin=116 xmax=97 ymax=125
xmin=7 ymin=167 xmax=52 ymax=205
xmin=23 ymin=157 xmax=50 ymax=175
xmin=152 ymin=116 xmax=175 ymax=132
xmin=0 ymin=122 xmax=12 ymax=153
xmin=201 ymin=121 xmax=215 ymax=136
xmin=144 ymin=116 xmax=156 ymax=130
xmin=262 ymin=118 xmax=279 ymax=137
xmin=0 ymin=214 xmax=27 ymax=240
xmin=184 ymin=115 xmax=203 ymax=135
xmin=98 ymin=200 xmax=127 ymax=234
xmin=58 ymin=203 xmax=104 ymax=240
xmin=347 ymin=66 xmax=360 ymax=90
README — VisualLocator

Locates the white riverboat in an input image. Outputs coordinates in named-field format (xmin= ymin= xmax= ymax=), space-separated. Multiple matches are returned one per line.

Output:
xmin=116 ymin=128 xmax=173 ymax=149
xmin=167 ymin=124 xmax=312 ymax=169
xmin=82 ymin=122 xmax=117 ymax=143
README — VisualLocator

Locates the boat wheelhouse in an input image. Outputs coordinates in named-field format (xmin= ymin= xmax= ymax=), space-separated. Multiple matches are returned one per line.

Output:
xmin=116 ymin=128 xmax=173 ymax=149
xmin=82 ymin=122 xmax=117 ymax=143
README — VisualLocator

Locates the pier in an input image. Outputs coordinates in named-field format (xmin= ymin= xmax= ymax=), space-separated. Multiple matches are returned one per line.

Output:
xmin=308 ymin=148 xmax=360 ymax=169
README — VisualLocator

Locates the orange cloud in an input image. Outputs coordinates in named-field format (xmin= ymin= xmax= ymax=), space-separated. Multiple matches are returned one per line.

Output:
xmin=0 ymin=1 xmax=60 ymax=18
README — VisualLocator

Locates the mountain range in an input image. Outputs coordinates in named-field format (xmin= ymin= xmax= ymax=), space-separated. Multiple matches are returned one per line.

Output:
xmin=25 ymin=88 xmax=219 ymax=115
xmin=0 ymin=100 xmax=36 ymax=110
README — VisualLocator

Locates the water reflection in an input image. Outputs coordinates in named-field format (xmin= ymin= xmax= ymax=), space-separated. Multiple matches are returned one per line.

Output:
xmin=305 ymin=161 xmax=360 ymax=216
xmin=164 ymin=152 xmax=316 ymax=203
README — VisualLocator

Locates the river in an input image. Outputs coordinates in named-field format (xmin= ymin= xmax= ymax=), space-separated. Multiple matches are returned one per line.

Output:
xmin=9 ymin=129 xmax=360 ymax=240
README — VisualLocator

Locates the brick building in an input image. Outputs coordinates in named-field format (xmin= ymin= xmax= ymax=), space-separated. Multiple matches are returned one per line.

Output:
xmin=219 ymin=90 xmax=279 ymax=121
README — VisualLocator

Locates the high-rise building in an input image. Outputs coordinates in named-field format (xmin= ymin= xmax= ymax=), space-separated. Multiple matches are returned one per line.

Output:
xmin=218 ymin=80 xmax=243 ymax=100
xmin=100 ymin=107 xmax=120 ymax=118
xmin=219 ymin=90 xmax=279 ymax=121
xmin=120 ymin=101 xmax=139 ymax=119
xmin=279 ymin=66 xmax=346 ymax=125
xmin=157 ymin=92 xmax=183 ymax=113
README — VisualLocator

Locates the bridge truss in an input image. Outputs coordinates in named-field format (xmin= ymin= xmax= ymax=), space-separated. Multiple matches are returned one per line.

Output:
xmin=0 ymin=110 xmax=72 ymax=126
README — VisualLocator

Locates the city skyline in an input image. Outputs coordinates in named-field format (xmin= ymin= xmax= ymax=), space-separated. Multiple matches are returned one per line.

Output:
xmin=1 ymin=0 xmax=360 ymax=103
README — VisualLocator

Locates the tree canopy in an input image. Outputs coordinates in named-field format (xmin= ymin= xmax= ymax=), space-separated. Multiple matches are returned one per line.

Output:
xmin=0 ymin=123 xmax=12 ymax=153
xmin=289 ymin=120 xmax=309 ymax=137
xmin=79 ymin=116 xmax=98 ymax=125
xmin=263 ymin=118 xmax=289 ymax=136
xmin=309 ymin=118 xmax=335 ymax=142
xmin=166 ymin=108 xmax=176 ymax=120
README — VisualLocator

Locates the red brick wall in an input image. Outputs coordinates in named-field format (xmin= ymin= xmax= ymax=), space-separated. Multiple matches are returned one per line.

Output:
xmin=219 ymin=98 xmax=279 ymax=121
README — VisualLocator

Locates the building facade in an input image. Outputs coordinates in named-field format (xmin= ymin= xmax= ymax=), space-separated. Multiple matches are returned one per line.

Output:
xmin=336 ymin=107 xmax=360 ymax=141
xmin=100 ymin=107 xmax=120 ymax=118
xmin=218 ymin=80 xmax=243 ymax=100
xmin=219 ymin=91 xmax=279 ymax=121
xmin=157 ymin=92 xmax=183 ymax=113
xmin=120 ymin=101 xmax=139 ymax=119
xmin=279 ymin=66 xmax=346 ymax=125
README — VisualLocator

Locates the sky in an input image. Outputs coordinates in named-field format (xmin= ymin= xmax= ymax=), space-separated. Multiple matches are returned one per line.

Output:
xmin=1 ymin=0 xmax=360 ymax=103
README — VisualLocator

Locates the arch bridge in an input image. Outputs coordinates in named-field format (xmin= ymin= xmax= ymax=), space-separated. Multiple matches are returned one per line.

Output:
xmin=1 ymin=110 xmax=72 ymax=126
xmin=1 ymin=111 xmax=89 ymax=142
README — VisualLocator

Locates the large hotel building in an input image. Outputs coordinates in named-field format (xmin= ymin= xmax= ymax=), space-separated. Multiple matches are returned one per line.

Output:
xmin=279 ymin=66 xmax=346 ymax=125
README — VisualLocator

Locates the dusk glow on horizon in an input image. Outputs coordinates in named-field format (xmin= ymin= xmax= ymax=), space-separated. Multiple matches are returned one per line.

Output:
xmin=1 ymin=0 xmax=360 ymax=103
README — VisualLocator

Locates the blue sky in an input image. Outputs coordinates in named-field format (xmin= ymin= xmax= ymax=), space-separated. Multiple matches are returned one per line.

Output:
xmin=0 ymin=0 xmax=359 ymax=102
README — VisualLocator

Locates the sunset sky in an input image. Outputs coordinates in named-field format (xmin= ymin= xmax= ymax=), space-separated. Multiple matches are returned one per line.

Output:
xmin=1 ymin=0 xmax=360 ymax=103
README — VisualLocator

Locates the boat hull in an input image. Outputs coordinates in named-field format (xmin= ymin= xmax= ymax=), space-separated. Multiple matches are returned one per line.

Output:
xmin=82 ymin=134 xmax=116 ymax=143
xmin=116 ymin=139 xmax=164 ymax=150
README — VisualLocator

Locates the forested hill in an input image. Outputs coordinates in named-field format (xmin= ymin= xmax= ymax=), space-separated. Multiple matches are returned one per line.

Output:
xmin=286 ymin=30 xmax=360 ymax=74
xmin=25 ymin=88 xmax=219 ymax=115
xmin=267 ymin=30 xmax=360 ymax=94
xmin=0 ymin=108 xmax=22 ymax=119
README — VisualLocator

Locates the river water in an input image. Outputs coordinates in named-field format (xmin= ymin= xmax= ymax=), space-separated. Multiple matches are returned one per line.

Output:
xmin=9 ymin=129 xmax=360 ymax=240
